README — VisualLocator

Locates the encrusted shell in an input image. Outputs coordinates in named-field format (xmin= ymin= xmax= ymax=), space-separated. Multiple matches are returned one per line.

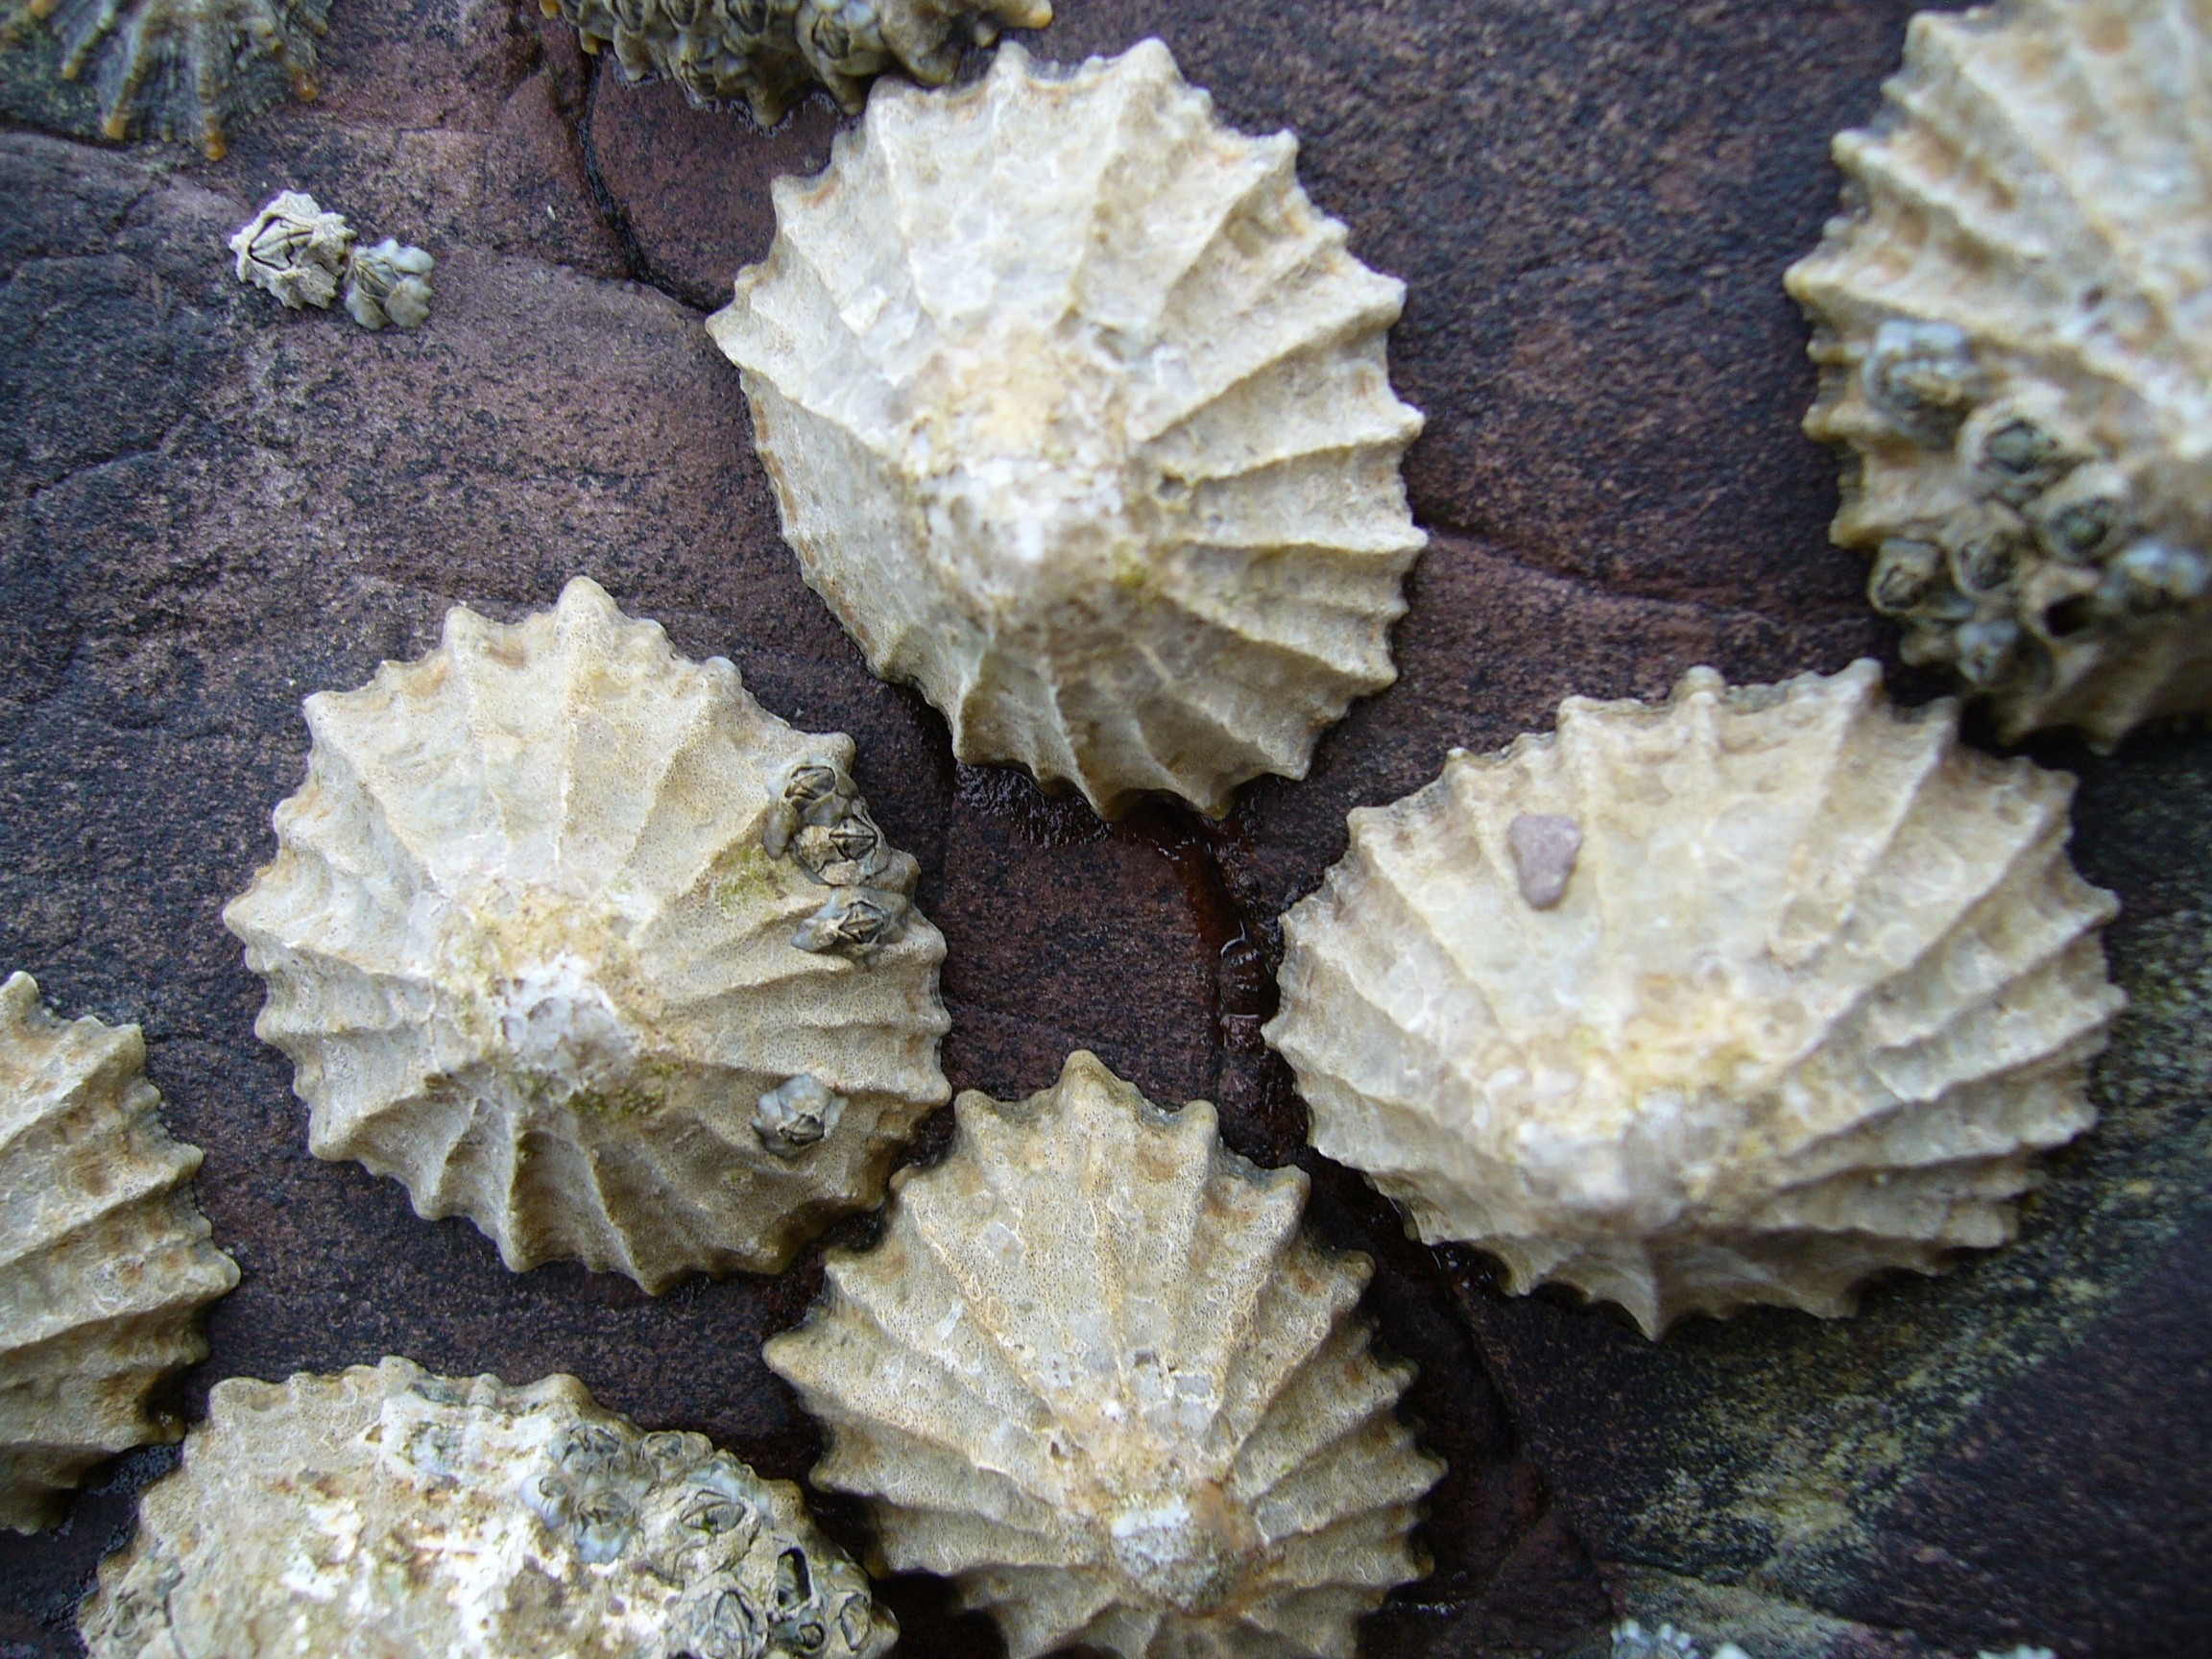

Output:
xmin=1265 ymin=662 xmax=2125 ymax=1337
xmin=0 ymin=0 xmax=326 ymax=159
xmin=1786 ymin=0 xmax=2212 ymax=747
xmin=221 ymin=577 xmax=950 ymax=1291
xmin=0 ymin=973 xmax=237 ymax=1532
xmin=79 ymin=1356 xmax=895 ymax=1659
xmin=709 ymin=40 xmax=1428 ymax=820
xmin=544 ymin=0 xmax=1050 ymax=127
xmin=764 ymin=1050 xmax=1444 ymax=1659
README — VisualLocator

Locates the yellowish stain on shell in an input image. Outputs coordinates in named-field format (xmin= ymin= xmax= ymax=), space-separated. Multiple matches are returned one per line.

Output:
xmin=709 ymin=38 xmax=1427 ymax=820
xmin=79 ymin=1356 xmax=895 ymax=1659
xmin=765 ymin=1050 xmax=1444 ymax=1659
xmin=0 ymin=972 xmax=237 ymax=1532
xmin=222 ymin=577 xmax=950 ymax=1291
xmin=1786 ymin=0 xmax=2212 ymax=747
xmin=1265 ymin=662 xmax=2126 ymax=1337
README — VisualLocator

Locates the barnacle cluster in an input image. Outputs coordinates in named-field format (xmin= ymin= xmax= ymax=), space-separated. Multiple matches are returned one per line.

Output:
xmin=1788 ymin=0 xmax=2212 ymax=745
xmin=228 ymin=191 xmax=434 ymax=330
xmin=79 ymin=1357 xmax=894 ymax=1658
xmin=543 ymin=0 xmax=1051 ymax=125
xmin=761 ymin=752 xmax=920 ymax=959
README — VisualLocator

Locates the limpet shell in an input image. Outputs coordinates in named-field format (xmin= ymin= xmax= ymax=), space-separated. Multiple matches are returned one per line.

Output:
xmin=765 ymin=1049 xmax=1444 ymax=1659
xmin=1786 ymin=0 xmax=2212 ymax=746
xmin=0 ymin=972 xmax=237 ymax=1531
xmin=79 ymin=1356 xmax=895 ymax=1659
xmin=0 ymin=0 xmax=327 ymax=159
xmin=544 ymin=0 xmax=1051 ymax=126
xmin=222 ymin=577 xmax=950 ymax=1290
xmin=709 ymin=39 xmax=1427 ymax=819
xmin=1266 ymin=662 xmax=2125 ymax=1336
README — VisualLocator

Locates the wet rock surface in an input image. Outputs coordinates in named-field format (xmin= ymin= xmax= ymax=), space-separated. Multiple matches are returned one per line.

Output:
xmin=1 ymin=2 xmax=2204 ymax=1656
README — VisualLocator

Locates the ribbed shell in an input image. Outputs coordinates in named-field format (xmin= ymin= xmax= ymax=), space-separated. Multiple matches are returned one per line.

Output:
xmin=1265 ymin=663 xmax=2125 ymax=1337
xmin=0 ymin=973 xmax=237 ymax=1532
xmin=1786 ymin=0 xmax=2212 ymax=747
xmin=2 ymin=0 xmax=327 ymax=158
xmin=80 ymin=1357 xmax=895 ymax=1659
xmin=547 ymin=0 xmax=1050 ymax=126
xmin=764 ymin=1050 xmax=1443 ymax=1659
xmin=222 ymin=578 xmax=950 ymax=1291
xmin=709 ymin=39 xmax=1427 ymax=820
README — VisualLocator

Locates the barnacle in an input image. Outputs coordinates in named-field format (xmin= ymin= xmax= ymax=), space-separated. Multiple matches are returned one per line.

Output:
xmin=1266 ymin=662 xmax=2125 ymax=1335
xmin=1787 ymin=0 xmax=2212 ymax=746
xmin=766 ymin=1050 xmax=1444 ymax=1659
xmin=79 ymin=1357 xmax=895 ymax=1658
xmin=709 ymin=39 xmax=1427 ymax=818
xmin=2 ymin=0 xmax=328 ymax=159
xmin=228 ymin=194 xmax=434 ymax=329
xmin=0 ymin=972 xmax=238 ymax=1531
xmin=542 ymin=0 xmax=1051 ymax=126
xmin=222 ymin=578 xmax=949 ymax=1290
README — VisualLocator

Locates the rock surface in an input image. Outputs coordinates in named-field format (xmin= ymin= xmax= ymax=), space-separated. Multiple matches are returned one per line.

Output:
xmin=2 ymin=1 xmax=2206 ymax=1656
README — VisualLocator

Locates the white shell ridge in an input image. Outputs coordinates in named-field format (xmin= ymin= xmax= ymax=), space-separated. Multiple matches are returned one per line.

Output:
xmin=1786 ymin=0 xmax=2212 ymax=746
xmin=221 ymin=577 xmax=950 ymax=1291
xmin=1265 ymin=662 xmax=2126 ymax=1337
xmin=764 ymin=1050 xmax=1444 ymax=1659
xmin=709 ymin=39 xmax=1428 ymax=820
xmin=80 ymin=1357 xmax=896 ymax=1659
xmin=0 ymin=973 xmax=238 ymax=1532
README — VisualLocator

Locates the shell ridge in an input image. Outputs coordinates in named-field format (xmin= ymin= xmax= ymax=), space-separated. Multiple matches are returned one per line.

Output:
xmin=0 ymin=1149 xmax=208 ymax=1280
xmin=495 ymin=1120 xmax=637 ymax=1280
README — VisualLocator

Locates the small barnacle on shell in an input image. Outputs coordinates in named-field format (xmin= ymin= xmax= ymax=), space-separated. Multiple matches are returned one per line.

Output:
xmin=765 ymin=1049 xmax=1445 ymax=1659
xmin=541 ymin=0 xmax=1051 ymax=127
xmin=709 ymin=39 xmax=1428 ymax=819
xmin=1787 ymin=0 xmax=2212 ymax=747
xmin=0 ymin=972 xmax=238 ymax=1532
xmin=1265 ymin=662 xmax=2126 ymax=1337
xmin=78 ymin=1357 xmax=896 ymax=1658
xmin=221 ymin=577 xmax=950 ymax=1290
xmin=1 ymin=0 xmax=328 ymax=158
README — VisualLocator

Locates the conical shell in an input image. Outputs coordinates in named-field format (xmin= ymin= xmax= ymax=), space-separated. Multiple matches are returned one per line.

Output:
xmin=546 ymin=0 xmax=1051 ymax=127
xmin=709 ymin=39 xmax=1428 ymax=820
xmin=222 ymin=578 xmax=950 ymax=1291
xmin=1265 ymin=662 xmax=2125 ymax=1337
xmin=0 ymin=973 xmax=237 ymax=1532
xmin=79 ymin=1356 xmax=895 ymax=1659
xmin=0 ymin=0 xmax=327 ymax=160
xmin=764 ymin=1050 xmax=1444 ymax=1659
xmin=1786 ymin=0 xmax=2212 ymax=747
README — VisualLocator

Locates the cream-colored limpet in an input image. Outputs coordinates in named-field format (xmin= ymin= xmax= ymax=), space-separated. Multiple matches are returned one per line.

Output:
xmin=1786 ymin=0 xmax=2212 ymax=747
xmin=765 ymin=1050 xmax=1444 ymax=1659
xmin=222 ymin=577 xmax=950 ymax=1291
xmin=544 ymin=0 xmax=1050 ymax=126
xmin=709 ymin=38 xmax=1427 ymax=820
xmin=0 ymin=972 xmax=238 ymax=1531
xmin=1266 ymin=661 xmax=2126 ymax=1337
xmin=79 ymin=1356 xmax=896 ymax=1659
